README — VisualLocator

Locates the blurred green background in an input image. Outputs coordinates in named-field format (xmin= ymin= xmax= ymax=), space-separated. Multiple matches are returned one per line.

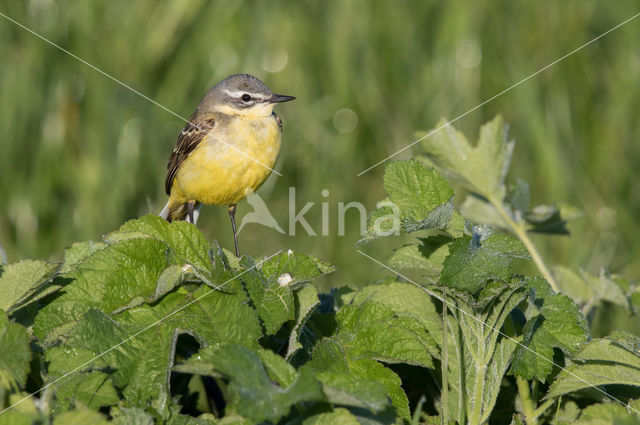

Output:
xmin=1 ymin=0 xmax=639 ymax=297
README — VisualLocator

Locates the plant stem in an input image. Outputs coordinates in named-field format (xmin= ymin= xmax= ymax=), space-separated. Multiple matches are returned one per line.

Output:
xmin=582 ymin=298 xmax=597 ymax=318
xmin=441 ymin=287 xmax=449 ymax=425
xmin=516 ymin=376 xmax=538 ymax=425
xmin=412 ymin=396 xmax=427 ymax=425
xmin=489 ymin=197 xmax=559 ymax=292
xmin=469 ymin=327 xmax=487 ymax=425
xmin=533 ymin=399 xmax=556 ymax=420
xmin=469 ymin=363 xmax=487 ymax=425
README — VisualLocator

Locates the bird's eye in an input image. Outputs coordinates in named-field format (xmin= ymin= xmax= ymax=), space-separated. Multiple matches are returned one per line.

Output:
xmin=241 ymin=94 xmax=252 ymax=102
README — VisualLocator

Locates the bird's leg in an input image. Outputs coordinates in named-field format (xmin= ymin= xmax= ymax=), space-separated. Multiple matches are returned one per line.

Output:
xmin=186 ymin=200 xmax=196 ymax=224
xmin=228 ymin=204 xmax=240 ymax=257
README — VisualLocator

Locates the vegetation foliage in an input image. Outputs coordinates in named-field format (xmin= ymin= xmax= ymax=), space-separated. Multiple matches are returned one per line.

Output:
xmin=1 ymin=118 xmax=639 ymax=424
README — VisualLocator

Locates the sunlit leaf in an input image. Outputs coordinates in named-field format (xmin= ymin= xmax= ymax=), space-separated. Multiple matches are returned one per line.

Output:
xmin=0 ymin=259 xmax=59 ymax=313
xmin=389 ymin=235 xmax=453 ymax=277
xmin=546 ymin=332 xmax=640 ymax=399
xmin=420 ymin=115 xmax=513 ymax=200
xmin=441 ymin=231 xmax=528 ymax=293
xmin=511 ymin=278 xmax=589 ymax=381
xmin=0 ymin=311 xmax=31 ymax=390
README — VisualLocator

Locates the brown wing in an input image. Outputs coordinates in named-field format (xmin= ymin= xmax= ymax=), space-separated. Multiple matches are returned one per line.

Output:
xmin=165 ymin=116 xmax=216 ymax=195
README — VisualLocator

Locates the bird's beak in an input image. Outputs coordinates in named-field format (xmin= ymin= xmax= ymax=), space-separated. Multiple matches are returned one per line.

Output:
xmin=268 ymin=93 xmax=296 ymax=103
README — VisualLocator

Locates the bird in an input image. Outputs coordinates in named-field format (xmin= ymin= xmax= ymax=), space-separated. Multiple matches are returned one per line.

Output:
xmin=159 ymin=74 xmax=295 ymax=257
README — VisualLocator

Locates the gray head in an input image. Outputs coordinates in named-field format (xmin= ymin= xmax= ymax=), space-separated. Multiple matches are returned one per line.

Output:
xmin=198 ymin=74 xmax=295 ymax=117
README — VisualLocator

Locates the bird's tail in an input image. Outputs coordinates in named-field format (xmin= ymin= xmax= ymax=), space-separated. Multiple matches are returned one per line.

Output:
xmin=159 ymin=200 xmax=172 ymax=221
xmin=159 ymin=200 xmax=202 ymax=224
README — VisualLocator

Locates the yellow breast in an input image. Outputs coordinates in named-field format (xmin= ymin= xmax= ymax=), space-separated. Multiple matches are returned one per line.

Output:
xmin=174 ymin=115 xmax=281 ymax=205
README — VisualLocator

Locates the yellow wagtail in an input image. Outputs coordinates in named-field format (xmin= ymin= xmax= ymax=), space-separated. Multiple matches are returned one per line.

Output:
xmin=159 ymin=74 xmax=295 ymax=256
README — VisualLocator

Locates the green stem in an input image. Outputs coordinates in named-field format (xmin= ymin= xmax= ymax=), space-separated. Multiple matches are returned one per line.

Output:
xmin=441 ymin=287 xmax=449 ymax=425
xmin=582 ymin=298 xmax=597 ymax=318
xmin=489 ymin=197 xmax=559 ymax=292
xmin=516 ymin=376 xmax=538 ymax=425
xmin=533 ymin=399 xmax=556 ymax=420
xmin=469 ymin=363 xmax=487 ymax=425
xmin=411 ymin=396 xmax=427 ymax=425
xmin=469 ymin=329 xmax=487 ymax=425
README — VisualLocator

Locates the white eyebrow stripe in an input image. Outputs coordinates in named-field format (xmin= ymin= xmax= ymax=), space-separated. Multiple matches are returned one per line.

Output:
xmin=223 ymin=89 xmax=245 ymax=97
xmin=223 ymin=89 xmax=268 ymax=100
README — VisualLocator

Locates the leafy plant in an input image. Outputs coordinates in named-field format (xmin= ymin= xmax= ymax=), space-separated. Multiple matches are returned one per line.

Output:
xmin=0 ymin=117 xmax=639 ymax=424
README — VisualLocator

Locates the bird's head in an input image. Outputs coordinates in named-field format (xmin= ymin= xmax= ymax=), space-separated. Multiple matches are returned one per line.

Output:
xmin=200 ymin=74 xmax=295 ymax=117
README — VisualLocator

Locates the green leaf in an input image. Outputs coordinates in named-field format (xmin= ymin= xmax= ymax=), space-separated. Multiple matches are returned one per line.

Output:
xmin=350 ymin=358 xmax=410 ymax=421
xmin=348 ymin=281 xmax=442 ymax=347
xmin=456 ymin=334 xmax=517 ymax=424
xmin=446 ymin=210 xmax=467 ymax=237
xmin=314 ymin=370 xmax=389 ymax=413
xmin=306 ymin=338 xmax=348 ymax=372
xmin=0 ymin=395 xmax=39 ymax=425
xmin=105 ymin=215 xmax=213 ymax=275
xmin=53 ymin=410 xmax=108 ymax=425
xmin=420 ymin=115 xmax=513 ymax=200
xmin=461 ymin=191 xmax=581 ymax=237
xmin=46 ymin=280 xmax=261 ymax=417
xmin=36 ymin=223 xmax=231 ymax=342
xmin=166 ymin=413 xmax=218 ymax=425
xmin=441 ymin=231 xmax=529 ymax=293
xmin=383 ymin=159 xmax=454 ymax=231
xmin=508 ymin=179 xmax=530 ymax=213
xmin=388 ymin=235 xmax=453 ymax=276
xmin=546 ymin=332 xmax=640 ymax=399
xmin=286 ymin=284 xmax=321 ymax=360
xmin=261 ymin=250 xmax=335 ymax=284
xmin=49 ymin=371 xmax=120 ymax=411
xmin=256 ymin=348 xmax=298 ymax=387
xmin=459 ymin=195 xmax=508 ymax=230
xmin=154 ymin=264 xmax=198 ymax=299
xmin=0 ymin=311 xmax=31 ymax=390
xmin=306 ymin=339 xmax=398 ymax=418
xmin=554 ymin=400 xmax=581 ymax=424
xmin=240 ymin=252 xmax=332 ymax=335
xmin=443 ymin=282 xmax=526 ymax=425
xmin=97 ymin=239 xmax=171 ymax=313
xmin=477 ymin=281 xmax=528 ymax=333
xmin=524 ymin=203 xmax=582 ymax=235
xmin=240 ymin=257 xmax=295 ymax=335
xmin=554 ymin=267 xmax=630 ymax=312
xmin=60 ymin=241 xmax=106 ymax=273
xmin=383 ymin=160 xmax=454 ymax=221
xmin=307 ymin=281 xmax=442 ymax=421
xmin=511 ymin=278 xmax=589 ymax=381
xmin=573 ymin=398 xmax=640 ymax=424
xmin=34 ymin=237 xmax=170 ymax=340
xmin=358 ymin=199 xmax=401 ymax=244
xmin=596 ymin=272 xmax=632 ymax=309
xmin=0 ymin=259 xmax=59 ymax=313
xmin=301 ymin=281 xmax=442 ymax=420
xmin=52 ymin=410 xmax=109 ymax=425
xmin=302 ymin=407 xmax=360 ymax=425
xmin=359 ymin=160 xmax=455 ymax=244
xmin=553 ymin=266 xmax=592 ymax=305
xmin=179 ymin=345 xmax=324 ymax=423
xmin=336 ymin=302 xmax=436 ymax=368
xmin=111 ymin=407 xmax=155 ymax=425
xmin=213 ymin=415 xmax=251 ymax=425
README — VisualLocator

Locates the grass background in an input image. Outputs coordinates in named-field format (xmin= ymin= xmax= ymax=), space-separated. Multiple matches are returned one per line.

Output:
xmin=0 ymin=1 xmax=639 ymax=327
